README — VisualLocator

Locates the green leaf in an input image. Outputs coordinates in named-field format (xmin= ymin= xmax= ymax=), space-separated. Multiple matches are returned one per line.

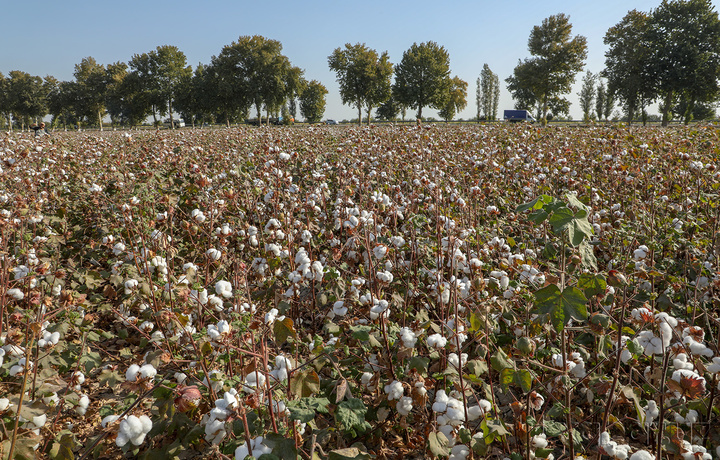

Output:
xmin=409 ymin=356 xmax=430 ymax=374
xmin=534 ymin=285 xmax=588 ymax=333
xmin=350 ymin=325 xmax=371 ymax=342
xmin=500 ymin=368 xmax=533 ymax=393
xmin=565 ymin=193 xmax=589 ymax=211
xmin=428 ymin=431 xmax=450 ymax=457
xmin=98 ymin=368 xmax=125 ymax=388
xmin=544 ymin=420 xmax=566 ymax=437
xmin=287 ymin=397 xmax=331 ymax=423
xmin=48 ymin=433 xmax=75 ymax=460
xmin=465 ymin=359 xmax=488 ymax=376
xmin=627 ymin=338 xmax=643 ymax=355
xmin=79 ymin=350 xmax=102 ymax=374
xmin=547 ymin=205 xmax=594 ymax=246
xmin=261 ymin=433 xmax=297 ymax=460
xmin=516 ymin=195 xmax=552 ymax=213
xmin=577 ymin=273 xmax=606 ymax=297
xmin=528 ymin=209 xmax=550 ymax=224
xmin=490 ymin=348 xmax=514 ymax=372
xmin=335 ymin=398 xmax=371 ymax=436
xmin=273 ymin=317 xmax=296 ymax=344
xmin=289 ymin=369 xmax=320 ymax=397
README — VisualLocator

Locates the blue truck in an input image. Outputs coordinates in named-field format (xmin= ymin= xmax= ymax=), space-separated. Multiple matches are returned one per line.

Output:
xmin=503 ymin=110 xmax=535 ymax=123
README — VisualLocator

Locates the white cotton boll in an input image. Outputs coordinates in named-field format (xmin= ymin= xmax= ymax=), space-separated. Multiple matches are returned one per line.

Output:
xmin=191 ymin=209 xmax=206 ymax=223
xmin=6 ymin=288 xmax=24 ymax=300
xmin=673 ymin=353 xmax=694 ymax=370
xmin=332 ymin=300 xmax=348 ymax=317
xmin=117 ymin=415 xmax=152 ymax=447
xmin=126 ymin=364 xmax=140 ymax=381
xmin=683 ymin=336 xmax=713 ymax=357
xmin=206 ymin=248 xmax=222 ymax=260
xmin=243 ymin=371 xmax=266 ymax=392
xmin=399 ymin=327 xmax=417 ymax=348
xmin=101 ymin=415 xmax=120 ymax=428
xmin=531 ymin=433 xmax=548 ymax=449
xmin=75 ymin=394 xmax=90 ymax=415
xmin=373 ymin=244 xmax=388 ymax=260
xmin=265 ymin=308 xmax=279 ymax=325
xmin=384 ymin=380 xmax=404 ymax=400
xmin=396 ymin=396 xmax=413 ymax=416
xmin=175 ymin=372 xmax=188 ymax=384
xmin=432 ymin=390 xmax=449 ymax=413
xmin=427 ymin=333 xmax=447 ymax=349
xmin=445 ymin=399 xmax=465 ymax=424
xmin=205 ymin=418 xmax=226 ymax=445
xmin=630 ymin=451 xmax=655 ymax=460
xmin=449 ymin=444 xmax=470 ymax=460
xmin=215 ymin=280 xmax=233 ymax=298
xmin=448 ymin=353 xmax=468 ymax=368
xmin=138 ymin=364 xmax=156 ymax=379
xmin=707 ymin=357 xmax=720 ymax=373
xmin=644 ymin=400 xmax=659 ymax=427
xmin=361 ymin=372 xmax=375 ymax=389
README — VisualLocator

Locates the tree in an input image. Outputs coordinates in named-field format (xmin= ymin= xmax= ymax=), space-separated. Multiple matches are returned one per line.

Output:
xmin=47 ymin=79 xmax=77 ymax=130
xmin=328 ymin=43 xmax=393 ymax=125
xmin=105 ymin=62 xmax=128 ymax=127
xmin=376 ymin=96 xmax=401 ymax=121
xmin=393 ymin=41 xmax=452 ymax=120
xmin=578 ymin=71 xmax=596 ymax=122
xmin=506 ymin=14 xmax=587 ymax=124
xmin=128 ymin=46 xmax=190 ymax=128
xmin=73 ymin=57 xmax=107 ymax=129
xmin=299 ymin=80 xmax=328 ymax=123
xmin=478 ymin=64 xmax=500 ymax=121
xmin=208 ymin=36 xmax=296 ymax=126
xmin=6 ymin=71 xmax=47 ymax=130
xmin=595 ymin=80 xmax=606 ymax=121
xmin=647 ymin=0 xmax=720 ymax=125
xmin=604 ymin=10 xmax=656 ymax=124
xmin=438 ymin=76 xmax=468 ymax=122
xmin=0 ymin=72 xmax=9 ymax=128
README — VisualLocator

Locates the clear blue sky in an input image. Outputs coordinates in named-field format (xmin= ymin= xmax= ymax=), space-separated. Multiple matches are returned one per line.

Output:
xmin=3 ymin=0 xmax=717 ymax=121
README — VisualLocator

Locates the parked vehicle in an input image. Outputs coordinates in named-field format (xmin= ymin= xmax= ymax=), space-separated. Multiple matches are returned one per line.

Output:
xmin=503 ymin=110 xmax=535 ymax=123
xmin=325 ymin=119 xmax=338 ymax=125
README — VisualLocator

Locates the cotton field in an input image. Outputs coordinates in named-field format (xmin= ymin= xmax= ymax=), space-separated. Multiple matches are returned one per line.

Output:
xmin=1 ymin=123 xmax=719 ymax=459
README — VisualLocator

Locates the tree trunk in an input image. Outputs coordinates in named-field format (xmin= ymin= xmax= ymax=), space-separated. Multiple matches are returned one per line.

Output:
xmin=683 ymin=99 xmax=695 ymax=125
xmin=661 ymin=92 xmax=673 ymax=127
xmin=417 ymin=106 xmax=423 ymax=120
xmin=168 ymin=99 xmax=174 ymax=129
xmin=367 ymin=106 xmax=372 ymax=125
xmin=98 ymin=110 xmax=103 ymax=131
xmin=357 ymin=103 xmax=362 ymax=126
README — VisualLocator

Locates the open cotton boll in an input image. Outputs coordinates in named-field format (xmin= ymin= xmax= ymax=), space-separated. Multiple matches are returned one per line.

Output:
xmin=427 ymin=333 xmax=447 ymax=349
xmin=6 ymin=288 xmax=24 ymax=300
xmin=396 ymin=396 xmax=413 ymax=416
xmin=116 ymin=415 xmax=152 ymax=447
xmin=332 ymin=300 xmax=348 ymax=317
xmin=384 ymin=380 xmax=404 ymax=400
xmin=215 ymin=280 xmax=233 ymax=298
xmin=630 ymin=451 xmax=655 ymax=460
xmin=75 ymin=394 xmax=90 ymax=415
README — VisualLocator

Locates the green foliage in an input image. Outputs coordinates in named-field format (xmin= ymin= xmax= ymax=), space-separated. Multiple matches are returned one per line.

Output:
xmin=299 ymin=80 xmax=328 ymax=123
xmin=334 ymin=398 xmax=371 ymax=437
xmin=393 ymin=41 xmax=452 ymax=119
xmin=534 ymin=284 xmax=588 ymax=333
xmin=506 ymin=14 xmax=587 ymax=124
xmin=328 ymin=43 xmax=393 ymax=125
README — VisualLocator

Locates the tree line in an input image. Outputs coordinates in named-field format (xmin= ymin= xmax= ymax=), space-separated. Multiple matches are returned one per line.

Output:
xmin=1 ymin=0 xmax=719 ymax=129
xmin=0 ymin=37 xmax=329 ymax=130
